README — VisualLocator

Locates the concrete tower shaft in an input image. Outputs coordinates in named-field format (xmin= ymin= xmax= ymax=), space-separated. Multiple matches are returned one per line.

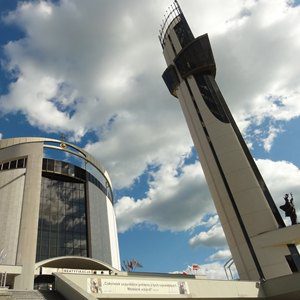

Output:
xmin=160 ymin=1 xmax=300 ymax=281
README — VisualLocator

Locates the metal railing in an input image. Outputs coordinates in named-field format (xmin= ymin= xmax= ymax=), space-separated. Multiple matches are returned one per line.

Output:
xmin=158 ymin=0 xmax=182 ymax=48
xmin=224 ymin=258 xmax=236 ymax=280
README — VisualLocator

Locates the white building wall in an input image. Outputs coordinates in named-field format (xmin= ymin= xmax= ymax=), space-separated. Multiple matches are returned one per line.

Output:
xmin=0 ymin=169 xmax=25 ymax=265
xmin=106 ymin=199 xmax=121 ymax=270
xmin=0 ymin=141 xmax=44 ymax=289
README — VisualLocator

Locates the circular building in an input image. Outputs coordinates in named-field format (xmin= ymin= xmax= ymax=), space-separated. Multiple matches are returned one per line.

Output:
xmin=0 ymin=137 xmax=120 ymax=289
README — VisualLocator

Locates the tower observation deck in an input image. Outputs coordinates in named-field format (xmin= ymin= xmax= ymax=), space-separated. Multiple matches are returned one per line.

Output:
xmin=160 ymin=0 xmax=300 ymax=281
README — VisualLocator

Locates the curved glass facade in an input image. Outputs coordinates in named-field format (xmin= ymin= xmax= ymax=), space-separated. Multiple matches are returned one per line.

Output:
xmin=36 ymin=176 xmax=88 ymax=262
xmin=36 ymin=158 xmax=114 ymax=262
xmin=42 ymin=158 xmax=113 ymax=203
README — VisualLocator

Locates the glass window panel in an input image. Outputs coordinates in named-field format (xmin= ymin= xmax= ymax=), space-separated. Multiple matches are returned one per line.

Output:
xmin=42 ymin=159 xmax=47 ymax=170
xmin=47 ymin=159 xmax=54 ymax=171
xmin=174 ymin=20 xmax=194 ymax=48
xmin=66 ymin=248 xmax=74 ymax=255
xmin=68 ymin=164 xmax=75 ymax=177
xmin=41 ymin=255 xmax=48 ymax=261
xmin=80 ymin=239 xmax=86 ymax=248
xmin=59 ymin=248 xmax=66 ymax=256
xmin=50 ymin=247 xmax=57 ymax=257
xmin=162 ymin=65 xmax=180 ymax=97
xmin=74 ymin=239 xmax=81 ymax=249
xmin=73 ymin=248 xmax=81 ymax=256
xmin=59 ymin=234 xmax=66 ymax=248
xmin=66 ymin=233 xmax=73 ymax=242
xmin=36 ymin=175 xmax=87 ymax=262
xmin=10 ymin=160 xmax=17 ymax=169
xmin=41 ymin=246 xmax=48 ymax=256
xmin=17 ymin=158 xmax=25 ymax=168
xmin=2 ymin=162 xmax=9 ymax=170
xmin=54 ymin=160 xmax=62 ymax=173
xmin=61 ymin=162 xmax=69 ymax=175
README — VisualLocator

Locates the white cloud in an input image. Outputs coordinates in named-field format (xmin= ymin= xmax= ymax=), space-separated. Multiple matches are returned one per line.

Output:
xmin=207 ymin=249 xmax=232 ymax=262
xmin=201 ymin=214 xmax=219 ymax=228
xmin=115 ymin=160 xmax=214 ymax=232
xmin=171 ymin=261 xmax=232 ymax=279
xmin=85 ymin=107 xmax=192 ymax=189
xmin=187 ymin=0 xmax=300 ymax=150
xmin=0 ymin=133 xmax=2 ymax=139
xmin=262 ymin=125 xmax=284 ymax=152
xmin=115 ymin=155 xmax=300 ymax=236
xmin=256 ymin=159 xmax=300 ymax=222
xmin=200 ymin=262 xmax=228 ymax=280
xmin=0 ymin=0 xmax=299 ymax=187
xmin=189 ymin=223 xmax=226 ymax=248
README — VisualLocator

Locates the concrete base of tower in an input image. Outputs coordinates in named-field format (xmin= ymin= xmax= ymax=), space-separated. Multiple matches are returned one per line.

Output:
xmin=260 ymin=272 xmax=300 ymax=299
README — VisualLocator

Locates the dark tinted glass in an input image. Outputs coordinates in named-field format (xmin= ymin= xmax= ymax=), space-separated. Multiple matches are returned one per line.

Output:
xmin=36 ymin=176 xmax=88 ymax=262
xmin=194 ymin=74 xmax=229 ymax=123
xmin=9 ymin=160 xmax=17 ymax=169
xmin=2 ymin=162 xmax=9 ymax=170
xmin=41 ymin=158 xmax=113 ymax=203
xmin=61 ymin=162 xmax=69 ymax=175
xmin=54 ymin=160 xmax=62 ymax=173
xmin=174 ymin=34 xmax=216 ymax=79
xmin=162 ymin=65 xmax=180 ymax=97
xmin=47 ymin=159 xmax=54 ymax=172
xmin=0 ymin=157 xmax=28 ymax=170
xmin=42 ymin=159 xmax=47 ymax=170
xmin=17 ymin=159 xmax=24 ymax=168
xmin=74 ymin=166 xmax=85 ymax=180
xmin=174 ymin=19 xmax=194 ymax=48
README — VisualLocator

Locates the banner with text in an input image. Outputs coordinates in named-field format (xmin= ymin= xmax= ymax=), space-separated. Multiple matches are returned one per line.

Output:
xmin=87 ymin=278 xmax=189 ymax=295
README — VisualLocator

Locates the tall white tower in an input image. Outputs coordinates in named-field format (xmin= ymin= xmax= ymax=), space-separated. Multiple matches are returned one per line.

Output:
xmin=159 ymin=1 xmax=300 ymax=281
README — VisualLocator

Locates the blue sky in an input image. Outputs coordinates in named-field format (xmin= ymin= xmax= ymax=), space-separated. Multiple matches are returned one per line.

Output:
xmin=1 ymin=0 xmax=300 ymax=278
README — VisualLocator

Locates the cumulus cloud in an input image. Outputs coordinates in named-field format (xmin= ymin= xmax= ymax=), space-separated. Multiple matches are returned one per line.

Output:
xmin=185 ymin=0 xmax=300 ymax=150
xmin=115 ymin=161 xmax=214 ymax=232
xmin=189 ymin=222 xmax=227 ymax=248
xmin=200 ymin=262 xmax=228 ymax=279
xmin=0 ymin=133 xmax=2 ymax=139
xmin=172 ymin=261 xmax=231 ymax=279
xmin=206 ymin=249 xmax=232 ymax=262
xmin=261 ymin=125 xmax=284 ymax=152
xmin=257 ymin=159 xmax=300 ymax=221
xmin=0 ymin=0 xmax=299 ymax=188
xmin=114 ymin=151 xmax=300 ymax=237
xmin=85 ymin=106 xmax=192 ymax=188
xmin=211 ymin=1 xmax=300 ymax=125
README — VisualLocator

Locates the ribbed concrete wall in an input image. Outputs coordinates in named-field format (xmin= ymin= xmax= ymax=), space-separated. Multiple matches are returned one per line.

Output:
xmin=107 ymin=199 xmax=121 ymax=270
xmin=0 ymin=169 xmax=25 ymax=265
